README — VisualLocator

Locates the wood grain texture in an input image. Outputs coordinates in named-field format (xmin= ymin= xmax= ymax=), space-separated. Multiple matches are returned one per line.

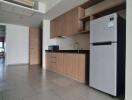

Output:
xmin=77 ymin=54 xmax=86 ymax=81
xmin=29 ymin=27 xmax=41 ymax=65
xmin=80 ymin=0 xmax=104 ymax=9
xmin=50 ymin=7 xmax=85 ymax=38
xmin=56 ymin=53 xmax=64 ymax=74
xmin=46 ymin=53 xmax=86 ymax=82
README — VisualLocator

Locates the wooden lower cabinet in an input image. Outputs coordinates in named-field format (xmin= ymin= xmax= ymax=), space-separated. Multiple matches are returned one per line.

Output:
xmin=46 ymin=53 xmax=57 ymax=72
xmin=77 ymin=54 xmax=86 ymax=81
xmin=73 ymin=54 xmax=80 ymax=80
xmin=56 ymin=53 xmax=64 ymax=74
xmin=46 ymin=53 xmax=86 ymax=82
xmin=63 ymin=54 xmax=74 ymax=77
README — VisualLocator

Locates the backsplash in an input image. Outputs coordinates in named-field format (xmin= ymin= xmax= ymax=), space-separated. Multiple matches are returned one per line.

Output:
xmin=55 ymin=34 xmax=90 ymax=50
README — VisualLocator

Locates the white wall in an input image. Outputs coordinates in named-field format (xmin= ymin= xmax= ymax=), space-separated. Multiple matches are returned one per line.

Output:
xmin=56 ymin=34 xmax=90 ymax=50
xmin=38 ymin=2 xmax=46 ymax=13
xmin=0 ymin=23 xmax=29 ymax=65
xmin=126 ymin=0 xmax=132 ymax=100
xmin=42 ymin=20 xmax=57 ymax=68
xmin=43 ymin=20 xmax=57 ymax=50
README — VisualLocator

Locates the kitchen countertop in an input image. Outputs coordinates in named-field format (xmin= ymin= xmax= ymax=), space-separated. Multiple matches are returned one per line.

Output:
xmin=45 ymin=50 xmax=89 ymax=54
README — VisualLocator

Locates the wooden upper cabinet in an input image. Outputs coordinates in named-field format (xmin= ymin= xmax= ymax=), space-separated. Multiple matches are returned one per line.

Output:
xmin=50 ymin=7 xmax=85 ymax=38
xmin=50 ymin=19 xmax=55 ymax=38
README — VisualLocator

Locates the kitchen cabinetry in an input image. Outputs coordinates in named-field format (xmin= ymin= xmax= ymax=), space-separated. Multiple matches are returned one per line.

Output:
xmin=46 ymin=53 xmax=57 ymax=72
xmin=46 ymin=52 xmax=86 ymax=82
xmin=50 ymin=7 xmax=85 ymax=38
xmin=46 ymin=53 xmax=63 ymax=73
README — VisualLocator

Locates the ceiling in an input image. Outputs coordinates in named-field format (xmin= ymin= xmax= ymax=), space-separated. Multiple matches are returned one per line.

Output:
xmin=0 ymin=0 xmax=45 ymax=27
xmin=35 ymin=0 xmax=88 ymax=19
xmin=0 ymin=0 xmax=88 ymax=26
xmin=36 ymin=0 xmax=57 ymax=3
xmin=44 ymin=0 xmax=88 ymax=20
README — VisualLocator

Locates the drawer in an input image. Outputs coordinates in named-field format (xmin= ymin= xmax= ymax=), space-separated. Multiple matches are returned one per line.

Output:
xmin=51 ymin=57 xmax=57 ymax=63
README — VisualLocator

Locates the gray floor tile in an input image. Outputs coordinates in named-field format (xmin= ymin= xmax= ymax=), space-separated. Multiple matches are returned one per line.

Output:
xmin=0 ymin=60 xmax=124 ymax=100
xmin=23 ymin=90 xmax=63 ymax=100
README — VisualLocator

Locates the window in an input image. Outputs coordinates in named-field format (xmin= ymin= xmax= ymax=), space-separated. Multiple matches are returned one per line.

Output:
xmin=0 ymin=42 xmax=4 ymax=52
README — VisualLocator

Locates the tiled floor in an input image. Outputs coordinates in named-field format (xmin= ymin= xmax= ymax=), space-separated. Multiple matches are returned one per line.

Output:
xmin=0 ymin=60 xmax=124 ymax=100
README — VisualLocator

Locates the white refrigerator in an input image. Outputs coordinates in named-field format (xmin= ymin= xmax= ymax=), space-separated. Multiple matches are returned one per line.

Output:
xmin=89 ymin=13 xmax=125 ymax=96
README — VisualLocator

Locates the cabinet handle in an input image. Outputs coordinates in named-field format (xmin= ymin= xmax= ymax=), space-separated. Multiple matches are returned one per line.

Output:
xmin=51 ymin=62 xmax=56 ymax=63
xmin=51 ymin=57 xmax=56 ymax=58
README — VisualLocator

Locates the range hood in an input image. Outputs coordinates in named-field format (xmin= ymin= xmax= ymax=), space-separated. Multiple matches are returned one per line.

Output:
xmin=4 ymin=0 xmax=35 ymax=8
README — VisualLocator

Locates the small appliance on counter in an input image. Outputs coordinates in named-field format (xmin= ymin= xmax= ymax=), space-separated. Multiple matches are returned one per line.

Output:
xmin=48 ymin=45 xmax=59 ymax=51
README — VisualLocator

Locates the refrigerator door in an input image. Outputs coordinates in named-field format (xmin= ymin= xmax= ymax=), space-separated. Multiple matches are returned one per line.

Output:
xmin=90 ymin=13 xmax=117 ymax=43
xmin=90 ymin=43 xmax=117 ymax=96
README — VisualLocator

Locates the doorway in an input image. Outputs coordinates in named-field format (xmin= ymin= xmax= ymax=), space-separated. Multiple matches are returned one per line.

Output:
xmin=0 ymin=25 xmax=6 ymax=67
xmin=29 ymin=27 xmax=42 ymax=67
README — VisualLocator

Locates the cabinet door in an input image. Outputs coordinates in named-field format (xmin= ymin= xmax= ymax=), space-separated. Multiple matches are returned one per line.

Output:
xmin=71 ymin=7 xmax=79 ymax=34
xmin=56 ymin=53 xmax=64 ymax=73
xmin=63 ymin=54 xmax=69 ymax=75
xmin=57 ymin=16 xmax=64 ymax=36
xmin=72 ymin=54 xmax=79 ymax=80
xmin=78 ymin=7 xmax=85 ymax=31
xmin=64 ymin=10 xmax=73 ymax=36
xmin=64 ymin=7 xmax=84 ymax=36
xmin=54 ymin=18 xmax=60 ymax=37
xmin=63 ymin=54 xmax=74 ymax=77
xmin=77 ymin=54 xmax=86 ymax=81
xmin=50 ymin=19 xmax=56 ymax=38
xmin=29 ymin=27 xmax=41 ymax=65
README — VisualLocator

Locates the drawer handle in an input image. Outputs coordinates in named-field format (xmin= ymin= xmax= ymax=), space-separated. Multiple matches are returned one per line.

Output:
xmin=52 ymin=57 xmax=56 ymax=58
xmin=51 ymin=62 xmax=56 ymax=63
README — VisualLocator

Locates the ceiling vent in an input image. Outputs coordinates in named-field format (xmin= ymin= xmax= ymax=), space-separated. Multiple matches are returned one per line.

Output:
xmin=4 ymin=0 xmax=35 ymax=8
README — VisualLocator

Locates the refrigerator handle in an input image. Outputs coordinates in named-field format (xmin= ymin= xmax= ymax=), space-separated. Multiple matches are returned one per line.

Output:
xmin=92 ymin=42 xmax=113 ymax=46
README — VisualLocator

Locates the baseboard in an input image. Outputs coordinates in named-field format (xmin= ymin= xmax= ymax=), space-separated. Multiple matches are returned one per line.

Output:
xmin=7 ymin=63 xmax=29 ymax=66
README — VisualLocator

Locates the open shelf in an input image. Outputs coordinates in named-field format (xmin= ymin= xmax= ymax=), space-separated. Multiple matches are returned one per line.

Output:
xmin=80 ymin=0 xmax=104 ymax=9
xmin=80 ymin=15 xmax=90 ymax=22
xmin=93 ymin=2 xmax=126 ymax=18
xmin=80 ymin=2 xmax=126 ymax=22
